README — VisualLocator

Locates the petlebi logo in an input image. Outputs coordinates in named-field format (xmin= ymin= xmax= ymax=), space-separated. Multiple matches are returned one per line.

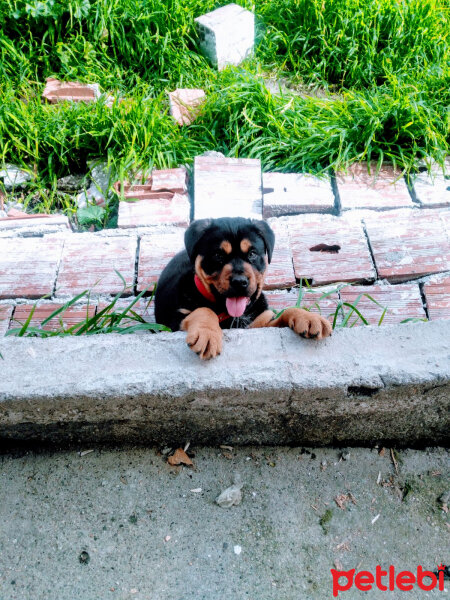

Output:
xmin=331 ymin=564 xmax=447 ymax=597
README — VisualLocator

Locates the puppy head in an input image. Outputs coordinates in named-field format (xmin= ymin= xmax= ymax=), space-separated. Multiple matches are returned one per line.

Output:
xmin=185 ymin=217 xmax=275 ymax=316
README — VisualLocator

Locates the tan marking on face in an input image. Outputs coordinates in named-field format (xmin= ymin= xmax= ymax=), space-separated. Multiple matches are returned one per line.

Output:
xmin=215 ymin=263 xmax=232 ymax=294
xmin=178 ymin=308 xmax=192 ymax=315
xmin=195 ymin=255 xmax=213 ymax=295
xmin=240 ymin=239 xmax=252 ymax=253
xmin=220 ymin=241 xmax=232 ymax=254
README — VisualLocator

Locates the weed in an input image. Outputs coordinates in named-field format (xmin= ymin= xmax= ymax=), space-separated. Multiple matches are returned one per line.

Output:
xmin=0 ymin=0 xmax=447 ymax=215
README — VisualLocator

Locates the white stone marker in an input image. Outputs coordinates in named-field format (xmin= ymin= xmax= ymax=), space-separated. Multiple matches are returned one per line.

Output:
xmin=195 ymin=4 xmax=254 ymax=71
xmin=194 ymin=155 xmax=262 ymax=220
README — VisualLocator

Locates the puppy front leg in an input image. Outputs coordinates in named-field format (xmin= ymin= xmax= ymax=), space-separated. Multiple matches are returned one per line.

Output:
xmin=250 ymin=308 xmax=332 ymax=339
xmin=181 ymin=308 xmax=223 ymax=360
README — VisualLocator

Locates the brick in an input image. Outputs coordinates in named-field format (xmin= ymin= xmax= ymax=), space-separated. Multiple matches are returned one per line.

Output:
xmin=339 ymin=283 xmax=425 ymax=326
xmin=0 ymin=305 xmax=13 ymax=335
xmin=287 ymin=214 xmax=376 ymax=285
xmin=168 ymin=89 xmax=206 ymax=126
xmin=337 ymin=162 xmax=413 ymax=210
xmin=264 ymin=221 xmax=295 ymax=290
xmin=137 ymin=229 xmax=186 ymax=291
xmin=56 ymin=235 xmax=137 ymax=296
xmin=423 ymin=274 xmax=450 ymax=321
xmin=364 ymin=209 xmax=450 ymax=282
xmin=10 ymin=303 xmax=95 ymax=333
xmin=265 ymin=287 xmax=339 ymax=322
xmin=195 ymin=4 xmax=254 ymax=70
xmin=42 ymin=78 xmax=100 ymax=103
xmin=117 ymin=194 xmax=190 ymax=228
xmin=412 ymin=172 xmax=450 ymax=208
xmin=262 ymin=172 xmax=335 ymax=217
xmin=0 ymin=237 xmax=64 ymax=299
xmin=194 ymin=155 xmax=262 ymax=220
xmin=151 ymin=168 xmax=188 ymax=193
xmin=0 ymin=214 xmax=70 ymax=232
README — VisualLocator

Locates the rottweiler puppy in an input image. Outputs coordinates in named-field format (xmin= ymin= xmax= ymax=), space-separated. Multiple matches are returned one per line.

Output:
xmin=155 ymin=217 xmax=332 ymax=359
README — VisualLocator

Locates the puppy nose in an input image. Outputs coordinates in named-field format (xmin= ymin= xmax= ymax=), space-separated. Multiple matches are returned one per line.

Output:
xmin=231 ymin=275 xmax=249 ymax=292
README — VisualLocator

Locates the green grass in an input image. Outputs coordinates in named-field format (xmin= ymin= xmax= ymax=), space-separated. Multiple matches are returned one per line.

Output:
xmin=5 ymin=277 xmax=426 ymax=338
xmin=0 ymin=0 xmax=448 ymax=216
xmin=6 ymin=278 xmax=169 ymax=337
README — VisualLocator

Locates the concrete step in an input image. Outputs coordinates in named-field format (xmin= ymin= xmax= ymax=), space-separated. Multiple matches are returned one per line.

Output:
xmin=1 ymin=321 xmax=448 ymax=446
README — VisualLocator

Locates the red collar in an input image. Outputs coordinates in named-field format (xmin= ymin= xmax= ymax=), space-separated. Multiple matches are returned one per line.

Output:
xmin=194 ymin=274 xmax=230 ymax=323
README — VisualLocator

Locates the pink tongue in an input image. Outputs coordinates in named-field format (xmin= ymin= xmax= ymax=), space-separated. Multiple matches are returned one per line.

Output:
xmin=226 ymin=297 xmax=249 ymax=318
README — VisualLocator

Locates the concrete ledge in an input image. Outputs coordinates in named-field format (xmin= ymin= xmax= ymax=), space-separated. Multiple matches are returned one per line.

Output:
xmin=1 ymin=321 xmax=449 ymax=446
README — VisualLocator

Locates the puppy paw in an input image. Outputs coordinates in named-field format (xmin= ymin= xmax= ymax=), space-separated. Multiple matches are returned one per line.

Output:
xmin=186 ymin=326 xmax=223 ymax=360
xmin=283 ymin=308 xmax=332 ymax=339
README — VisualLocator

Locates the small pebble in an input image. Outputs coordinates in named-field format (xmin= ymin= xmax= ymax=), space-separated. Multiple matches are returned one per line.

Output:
xmin=233 ymin=545 xmax=242 ymax=555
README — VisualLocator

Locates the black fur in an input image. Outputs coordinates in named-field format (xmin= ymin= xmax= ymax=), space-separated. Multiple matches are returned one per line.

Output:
xmin=154 ymin=217 xmax=276 ymax=332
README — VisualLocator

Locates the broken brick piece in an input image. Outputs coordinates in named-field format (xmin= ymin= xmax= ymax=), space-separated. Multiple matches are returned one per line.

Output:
xmin=168 ymin=89 xmax=206 ymax=126
xmin=423 ymin=274 xmax=450 ymax=321
xmin=287 ymin=213 xmax=376 ymax=285
xmin=117 ymin=193 xmax=190 ymax=228
xmin=364 ymin=209 xmax=450 ymax=282
xmin=151 ymin=168 xmax=188 ymax=193
xmin=0 ymin=237 xmax=64 ymax=299
xmin=339 ymin=283 xmax=426 ymax=326
xmin=137 ymin=229 xmax=186 ymax=290
xmin=337 ymin=162 xmax=413 ymax=210
xmin=7 ymin=208 xmax=29 ymax=218
xmin=42 ymin=78 xmax=100 ymax=104
xmin=10 ymin=303 xmax=95 ymax=333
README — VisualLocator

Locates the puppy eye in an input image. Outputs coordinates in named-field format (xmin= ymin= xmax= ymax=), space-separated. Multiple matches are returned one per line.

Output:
xmin=213 ymin=252 xmax=224 ymax=262
xmin=248 ymin=249 xmax=258 ymax=260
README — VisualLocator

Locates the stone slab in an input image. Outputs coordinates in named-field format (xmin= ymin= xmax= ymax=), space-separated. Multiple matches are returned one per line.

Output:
xmin=423 ymin=274 xmax=450 ymax=321
xmin=364 ymin=209 xmax=450 ymax=282
xmin=337 ymin=162 xmax=413 ymax=210
xmin=0 ymin=237 xmax=64 ymax=299
xmin=411 ymin=171 xmax=450 ymax=208
xmin=262 ymin=172 xmax=335 ymax=217
xmin=0 ymin=321 xmax=448 ymax=445
xmin=137 ymin=229 xmax=186 ymax=290
xmin=263 ymin=221 xmax=295 ymax=290
xmin=339 ymin=283 xmax=426 ymax=326
xmin=193 ymin=155 xmax=262 ymax=220
xmin=287 ymin=214 xmax=376 ymax=285
xmin=118 ymin=194 xmax=190 ymax=228
xmin=0 ymin=305 xmax=13 ymax=335
xmin=9 ymin=303 xmax=96 ymax=333
xmin=151 ymin=168 xmax=188 ymax=193
xmin=55 ymin=234 xmax=137 ymax=296
xmin=195 ymin=4 xmax=254 ymax=70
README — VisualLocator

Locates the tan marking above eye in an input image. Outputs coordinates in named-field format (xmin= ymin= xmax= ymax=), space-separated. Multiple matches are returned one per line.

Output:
xmin=240 ymin=239 xmax=252 ymax=253
xmin=220 ymin=241 xmax=232 ymax=254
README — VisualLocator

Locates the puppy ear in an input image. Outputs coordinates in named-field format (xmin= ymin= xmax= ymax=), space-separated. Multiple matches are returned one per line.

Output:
xmin=184 ymin=219 xmax=213 ymax=262
xmin=251 ymin=220 xmax=275 ymax=263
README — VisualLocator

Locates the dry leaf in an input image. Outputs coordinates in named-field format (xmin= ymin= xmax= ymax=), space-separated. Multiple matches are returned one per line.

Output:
xmin=378 ymin=447 xmax=386 ymax=457
xmin=335 ymin=494 xmax=348 ymax=510
xmin=168 ymin=448 xmax=193 ymax=467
